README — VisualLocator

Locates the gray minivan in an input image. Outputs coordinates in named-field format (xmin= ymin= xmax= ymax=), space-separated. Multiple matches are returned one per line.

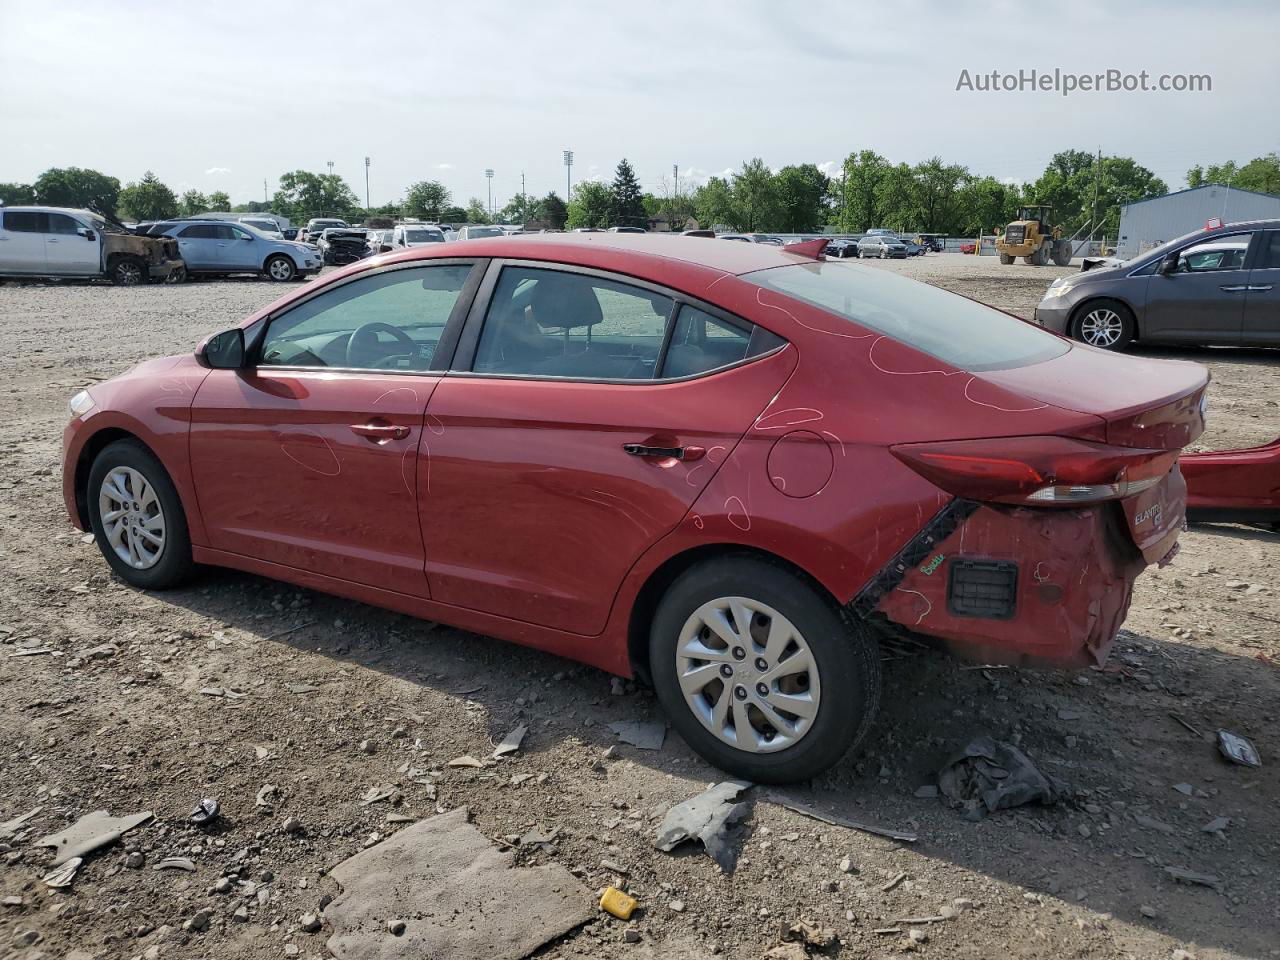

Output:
xmin=1034 ymin=219 xmax=1280 ymax=349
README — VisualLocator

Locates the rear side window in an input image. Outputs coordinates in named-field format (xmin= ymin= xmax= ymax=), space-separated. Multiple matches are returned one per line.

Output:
xmin=664 ymin=306 xmax=777 ymax=378
xmin=743 ymin=261 xmax=1068 ymax=372
xmin=3 ymin=212 xmax=44 ymax=232
xmin=1256 ymin=232 xmax=1280 ymax=269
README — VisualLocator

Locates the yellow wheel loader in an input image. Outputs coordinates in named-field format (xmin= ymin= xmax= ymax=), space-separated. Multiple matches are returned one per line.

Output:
xmin=995 ymin=205 xmax=1073 ymax=266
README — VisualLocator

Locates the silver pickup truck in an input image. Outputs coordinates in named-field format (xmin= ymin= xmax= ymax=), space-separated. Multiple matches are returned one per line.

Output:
xmin=0 ymin=206 xmax=184 ymax=284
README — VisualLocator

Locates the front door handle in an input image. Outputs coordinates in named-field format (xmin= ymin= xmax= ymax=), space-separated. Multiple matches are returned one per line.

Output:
xmin=623 ymin=443 xmax=706 ymax=461
xmin=351 ymin=422 xmax=410 ymax=442
xmin=1219 ymin=284 xmax=1248 ymax=292
xmin=1248 ymin=284 xmax=1274 ymax=292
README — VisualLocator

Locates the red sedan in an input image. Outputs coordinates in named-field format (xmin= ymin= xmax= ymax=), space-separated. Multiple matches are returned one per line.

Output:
xmin=62 ymin=235 xmax=1208 ymax=782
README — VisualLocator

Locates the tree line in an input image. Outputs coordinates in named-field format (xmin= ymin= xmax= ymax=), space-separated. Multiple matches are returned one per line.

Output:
xmin=4 ymin=151 xmax=1279 ymax=236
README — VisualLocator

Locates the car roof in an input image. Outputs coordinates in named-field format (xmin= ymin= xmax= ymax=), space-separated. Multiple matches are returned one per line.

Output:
xmin=374 ymin=232 xmax=833 ymax=277
xmin=1 ymin=206 xmax=98 ymax=217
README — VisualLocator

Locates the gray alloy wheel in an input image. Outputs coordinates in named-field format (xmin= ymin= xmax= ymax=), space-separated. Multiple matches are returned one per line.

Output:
xmin=97 ymin=465 xmax=166 ymax=570
xmin=675 ymin=596 xmax=821 ymax=754
xmin=112 ymin=258 xmax=145 ymax=286
xmin=266 ymin=255 xmax=296 ymax=281
xmin=1078 ymin=306 xmax=1125 ymax=347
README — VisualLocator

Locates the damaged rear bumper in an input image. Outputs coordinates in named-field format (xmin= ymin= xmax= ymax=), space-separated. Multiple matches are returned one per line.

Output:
xmin=855 ymin=469 xmax=1186 ymax=668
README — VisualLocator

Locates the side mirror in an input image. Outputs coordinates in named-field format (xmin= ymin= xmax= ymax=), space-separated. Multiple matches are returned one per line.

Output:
xmin=1158 ymin=253 xmax=1180 ymax=275
xmin=79 ymin=228 xmax=96 ymax=241
xmin=196 ymin=328 xmax=245 ymax=369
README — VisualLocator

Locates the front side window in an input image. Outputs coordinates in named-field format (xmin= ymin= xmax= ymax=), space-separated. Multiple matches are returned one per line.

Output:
xmin=1176 ymin=235 xmax=1251 ymax=273
xmin=46 ymin=213 xmax=82 ymax=235
xmin=744 ymin=261 xmax=1068 ymax=372
xmin=3 ymin=212 xmax=44 ymax=233
xmin=1260 ymin=231 xmax=1280 ymax=270
xmin=474 ymin=267 xmax=673 ymax=379
xmin=260 ymin=264 xmax=473 ymax=371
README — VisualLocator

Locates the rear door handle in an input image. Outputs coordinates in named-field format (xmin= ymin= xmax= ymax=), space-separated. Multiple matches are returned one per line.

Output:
xmin=1248 ymin=284 xmax=1273 ymax=292
xmin=1219 ymin=284 xmax=1248 ymax=292
xmin=351 ymin=422 xmax=410 ymax=441
xmin=623 ymin=443 xmax=705 ymax=461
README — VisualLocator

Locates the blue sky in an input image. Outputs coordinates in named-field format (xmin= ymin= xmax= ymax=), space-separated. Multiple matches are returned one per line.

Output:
xmin=1 ymin=0 xmax=1275 ymax=207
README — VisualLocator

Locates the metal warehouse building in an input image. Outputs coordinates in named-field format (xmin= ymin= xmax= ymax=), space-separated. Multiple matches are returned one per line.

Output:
xmin=1117 ymin=184 xmax=1280 ymax=258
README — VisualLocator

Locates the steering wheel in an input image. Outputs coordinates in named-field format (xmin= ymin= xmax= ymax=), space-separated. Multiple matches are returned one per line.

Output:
xmin=346 ymin=322 xmax=418 ymax=368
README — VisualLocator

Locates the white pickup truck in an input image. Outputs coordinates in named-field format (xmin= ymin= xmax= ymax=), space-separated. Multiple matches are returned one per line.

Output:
xmin=0 ymin=206 xmax=184 ymax=284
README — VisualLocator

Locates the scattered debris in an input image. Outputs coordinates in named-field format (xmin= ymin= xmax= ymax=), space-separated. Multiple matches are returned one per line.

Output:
xmin=600 ymin=886 xmax=638 ymax=920
xmin=1134 ymin=814 xmax=1176 ymax=835
xmin=1172 ymin=783 xmax=1194 ymax=796
xmin=881 ymin=872 xmax=908 ymax=893
xmin=668 ymin=899 xmax=686 ymax=913
xmin=937 ymin=737 xmax=1059 ymax=820
xmin=1201 ymin=816 xmax=1230 ymax=833
xmin=189 ymin=798 xmax=220 ymax=826
xmin=1217 ymin=730 xmax=1261 ymax=767
xmin=283 ymin=817 xmax=305 ymax=835
xmin=1165 ymin=866 xmax=1222 ymax=891
xmin=781 ymin=918 xmax=837 ymax=949
xmin=36 ymin=809 xmax=153 ymax=866
xmin=519 ymin=826 xmax=559 ymax=851
xmin=0 ymin=806 xmax=41 ymax=840
xmin=288 ymin=683 xmax=320 ymax=694
xmin=448 ymin=755 xmax=486 ymax=769
xmin=838 ymin=856 xmax=857 ymax=874
xmin=1169 ymin=713 xmax=1203 ymax=737
xmin=655 ymin=780 xmax=752 ymax=872
xmin=359 ymin=785 xmax=397 ymax=806
xmin=608 ymin=720 xmax=666 ymax=751
xmin=492 ymin=723 xmax=528 ymax=759
xmin=324 ymin=808 xmax=591 ymax=960
xmin=153 ymin=857 xmax=197 ymax=872
xmin=763 ymin=943 xmax=809 ymax=960
xmin=764 ymin=792 xmax=917 ymax=842
xmin=41 ymin=857 xmax=82 ymax=888
xmin=256 ymin=784 xmax=281 ymax=812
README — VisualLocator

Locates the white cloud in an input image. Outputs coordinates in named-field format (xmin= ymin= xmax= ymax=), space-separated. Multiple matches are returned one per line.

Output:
xmin=435 ymin=163 xmax=454 ymax=170
xmin=205 ymin=166 xmax=231 ymax=175
xmin=817 ymin=160 xmax=841 ymax=178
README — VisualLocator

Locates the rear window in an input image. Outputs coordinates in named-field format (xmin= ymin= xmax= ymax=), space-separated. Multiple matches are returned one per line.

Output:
xmin=743 ymin=262 xmax=1069 ymax=372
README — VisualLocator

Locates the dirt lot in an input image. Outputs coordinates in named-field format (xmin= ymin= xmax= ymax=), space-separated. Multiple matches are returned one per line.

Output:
xmin=0 ymin=255 xmax=1276 ymax=960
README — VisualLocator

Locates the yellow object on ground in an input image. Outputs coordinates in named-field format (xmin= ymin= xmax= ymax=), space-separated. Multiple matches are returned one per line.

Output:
xmin=599 ymin=886 xmax=638 ymax=920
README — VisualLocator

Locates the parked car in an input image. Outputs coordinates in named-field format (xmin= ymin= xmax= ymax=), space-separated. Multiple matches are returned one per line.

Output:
xmin=393 ymin=225 xmax=447 ymax=248
xmin=609 ymin=226 xmax=647 ymax=234
xmin=317 ymin=228 xmax=372 ymax=265
xmin=238 ymin=216 xmax=284 ymax=239
xmin=857 ymin=235 xmax=909 ymax=259
xmin=300 ymin=218 xmax=350 ymax=244
xmin=366 ymin=229 xmax=394 ymax=255
xmin=454 ymin=225 xmax=507 ymax=241
xmin=158 ymin=220 xmax=321 ymax=281
xmin=899 ymin=238 xmax=925 ymax=256
xmin=959 ymin=241 xmax=977 ymax=255
xmin=916 ymin=234 xmax=945 ymax=253
xmin=749 ymin=235 xmax=784 ymax=246
xmin=823 ymin=239 xmax=859 ymax=259
xmin=61 ymin=234 xmax=1206 ymax=782
xmin=1182 ymin=437 xmax=1280 ymax=529
xmin=573 ymin=227 xmax=605 ymax=233
xmin=1034 ymin=219 xmax=1280 ymax=350
xmin=717 ymin=233 xmax=753 ymax=242
xmin=682 ymin=229 xmax=716 ymax=238
xmin=0 ymin=206 xmax=183 ymax=285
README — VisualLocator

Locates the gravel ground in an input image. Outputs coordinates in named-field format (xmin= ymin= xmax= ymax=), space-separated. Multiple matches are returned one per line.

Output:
xmin=0 ymin=256 xmax=1276 ymax=960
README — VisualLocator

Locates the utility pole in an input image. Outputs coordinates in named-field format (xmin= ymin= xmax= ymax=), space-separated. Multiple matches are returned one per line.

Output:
xmin=563 ymin=150 xmax=573 ymax=202
xmin=364 ymin=157 xmax=371 ymax=212
xmin=263 ymin=178 xmax=268 ymax=205
xmin=522 ymin=171 xmax=527 ymax=219
xmin=1091 ymin=147 xmax=1101 ymax=253
xmin=485 ymin=169 xmax=494 ymax=218
xmin=327 ymin=160 xmax=334 ymax=176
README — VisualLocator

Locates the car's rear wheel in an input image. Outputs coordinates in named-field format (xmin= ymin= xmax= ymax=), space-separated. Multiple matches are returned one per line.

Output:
xmin=265 ymin=255 xmax=296 ymax=282
xmin=87 ymin=440 xmax=193 ymax=589
xmin=1072 ymin=298 xmax=1134 ymax=351
xmin=649 ymin=556 xmax=880 ymax=783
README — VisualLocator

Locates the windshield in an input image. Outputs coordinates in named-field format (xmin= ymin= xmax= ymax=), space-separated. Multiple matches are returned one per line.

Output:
xmin=312 ymin=220 xmax=347 ymax=229
xmin=465 ymin=227 xmax=504 ymax=238
xmin=243 ymin=220 xmax=278 ymax=232
xmin=85 ymin=213 xmax=128 ymax=235
xmin=744 ymin=262 xmax=1069 ymax=372
xmin=405 ymin=230 xmax=444 ymax=242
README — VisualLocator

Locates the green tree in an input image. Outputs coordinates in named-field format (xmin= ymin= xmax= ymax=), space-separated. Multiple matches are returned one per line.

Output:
xmin=179 ymin=190 xmax=209 ymax=216
xmin=732 ymin=158 xmax=780 ymax=232
xmin=773 ymin=163 xmax=830 ymax=232
xmin=913 ymin=157 xmax=968 ymax=231
xmin=501 ymin=192 xmax=544 ymax=224
xmin=404 ymin=180 xmax=450 ymax=219
xmin=608 ymin=158 xmax=646 ymax=227
xmin=440 ymin=205 xmax=468 ymax=223
xmin=542 ymin=191 xmax=568 ymax=230
xmin=272 ymin=171 xmax=359 ymax=220
xmin=0 ymin=182 xmax=36 ymax=205
xmin=875 ymin=163 xmax=919 ymax=231
xmin=566 ymin=181 xmax=612 ymax=229
xmin=464 ymin=197 xmax=490 ymax=224
xmin=33 ymin=167 xmax=120 ymax=215
xmin=1190 ymin=153 xmax=1280 ymax=194
xmin=207 ymin=190 xmax=231 ymax=211
xmin=954 ymin=176 xmax=1017 ymax=235
xmin=118 ymin=171 xmax=179 ymax=221
xmin=839 ymin=151 xmax=889 ymax=231
xmin=693 ymin=176 xmax=737 ymax=230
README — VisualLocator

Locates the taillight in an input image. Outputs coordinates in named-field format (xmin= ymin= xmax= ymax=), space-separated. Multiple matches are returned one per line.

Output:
xmin=890 ymin=436 xmax=1178 ymax=507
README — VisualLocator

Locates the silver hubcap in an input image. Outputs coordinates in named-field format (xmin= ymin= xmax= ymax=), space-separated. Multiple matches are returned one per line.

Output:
xmin=269 ymin=259 xmax=291 ymax=280
xmin=119 ymin=263 xmax=141 ymax=283
xmin=675 ymin=597 xmax=821 ymax=753
xmin=98 ymin=467 xmax=165 ymax=570
xmin=1080 ymin=308 xmax=1123 ymax=347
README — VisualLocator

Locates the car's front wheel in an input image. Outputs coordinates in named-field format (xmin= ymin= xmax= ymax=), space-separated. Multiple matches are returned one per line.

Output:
xmin=87 ymin=439 xmax=193 ymax=589
xmin=110 ymin=257 xmax=146 ymax=286
xmin=265 ymin=255 xmax=296 ymax=282
xmin=650 ymin=556 xmax=880 ymax=783
xmin=1072 ymin=298 xmax=1134 ymax=351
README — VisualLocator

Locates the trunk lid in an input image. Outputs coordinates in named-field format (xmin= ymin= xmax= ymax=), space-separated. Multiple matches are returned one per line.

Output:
xmin=979 ymin=343 xmax=1209 ymax=450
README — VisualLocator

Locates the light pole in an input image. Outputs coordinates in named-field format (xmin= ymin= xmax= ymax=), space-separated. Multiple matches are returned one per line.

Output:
xmin=485 ymin=169 xmax=494 ymax=219
xmin=563 ymin=150 xmax=573 ymax=201
xmin=364 ymin=156 xmax=371 ymax=212
xmin=327 ymin=160 xmax=334 ymax=176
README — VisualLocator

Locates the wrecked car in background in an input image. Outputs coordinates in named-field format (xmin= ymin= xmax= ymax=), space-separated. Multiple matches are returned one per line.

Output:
xmin=0 ymin=206 xmax=183 ymax=285
xmin=1182 ymin=436 xmax=1280 ymax=530
xmin=61 ymin=235 xmax=1208 ymax=783
xmin=317 ymin=228 xmax=372 ymax=265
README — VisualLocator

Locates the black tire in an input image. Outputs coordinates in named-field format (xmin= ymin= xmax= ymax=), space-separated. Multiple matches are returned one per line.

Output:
xmin=110 ymin=257 xmax=146 ymax=286
xmin=1071 ymin=297 xmax=1135 ymax=351
xmin=164 ymin=265 xmax=187 ymax=284
xmin=1052 ymin=241 xmax=1073 ymax=266
xmin=87 ymin=439 xmax=193 ymax=589
xmin=999 ymin=253 xmax=1014 ymax=265
xmin=649 ymin=556 xmax=880 ymax=783
xmin=265 ymin=255 xmax=296 ymax=282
